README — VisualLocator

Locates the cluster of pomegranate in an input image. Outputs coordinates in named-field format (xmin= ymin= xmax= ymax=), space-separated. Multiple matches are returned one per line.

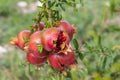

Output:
xmin=11 ymin=20 xmax=76 ymax=71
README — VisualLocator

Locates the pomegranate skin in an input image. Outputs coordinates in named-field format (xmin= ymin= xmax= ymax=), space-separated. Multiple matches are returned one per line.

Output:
xmin=16 ymin=30 xmax=30 ymax=50
xmin=28 ymin=31 xmax=48 ymax=57
xmin=48 ymin=54 xmax=62 ymax=70
xmin=28 ymin=31 xmax=42 ymax=53
xmin=48 ymin=51 xmax=76 ymax=70
xmin=57 ymin=52 xmax=75 ymax=66
xmin=38 ymin=22 xmax=45 ymax=31
xmin=41 ymin=28 xmax=60 ymax=51
xmin=41 ymin=27 xmax=70 ymax=51
xmin=56 ymin=20 xmax=76 ymax=40
xmin=27 ymin=30 xmax=48 ymax=66
xmin=26 ymin=52 xmax=47 ymax=65
xmin=33 ymin=22 xmax=45 ymax=31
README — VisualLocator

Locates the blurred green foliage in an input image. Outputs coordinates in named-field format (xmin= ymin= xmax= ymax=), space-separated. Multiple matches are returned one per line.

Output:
xmin=0 ymin=0 xmax=120 ymax=80
xmin=0 ymin=0 xmax=37 ymax=44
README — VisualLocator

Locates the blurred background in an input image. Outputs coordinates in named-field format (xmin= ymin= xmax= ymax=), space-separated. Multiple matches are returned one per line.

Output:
xmin=0 ymin=0 xmax=120 ymax=80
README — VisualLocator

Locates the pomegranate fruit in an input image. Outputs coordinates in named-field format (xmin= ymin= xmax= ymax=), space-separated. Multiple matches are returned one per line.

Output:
xmin=33 ymin=22 xmax=45 ymax=31
xmin=28 ymin=31 xmax=48 ymax=57
xmin=56 ymin=20 xmax=76 ymax=40
xmin=26 ymin=52 xmax=47 ymax=65
xmin=12 ymin=18 xmax=77 ymax=71
xmin=41 ymin=27 xmax=59 ymax=51
xmin=28 ymin=31 xmax=42 ymax=53
xmin=11 ymin=30 xmax=30 ymax=50
xmin=48 ymin=54 xmax=62 ymax=69
xmin=41 ymin=27 xmax=70 ymax=51
xmin=48 ymin=50 xmax=76 ymax=70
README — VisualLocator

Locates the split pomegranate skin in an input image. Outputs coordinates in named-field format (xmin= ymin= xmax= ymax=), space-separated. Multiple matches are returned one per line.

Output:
xmin=48 ymin=50 xmax=76 ymax=70
xmin=41 ymin=27 xmax=70 ymax=52
xmin=12 ymin=20 xmax=76 ymax=71
xmin=41 ymin=27 xmax=60 ymax=51
xmin=56 ymin=20 xmax=76 ymax=40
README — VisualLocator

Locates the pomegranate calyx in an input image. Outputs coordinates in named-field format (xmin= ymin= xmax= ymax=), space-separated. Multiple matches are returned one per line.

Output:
xmin=10 ymin=37 xmax=18 ymax=45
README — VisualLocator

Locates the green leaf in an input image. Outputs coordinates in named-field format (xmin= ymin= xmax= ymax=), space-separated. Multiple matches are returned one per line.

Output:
xmin=113 ymin=55 xmax=120 ymax=62
xmin=37 ymin=44 xmax=43 ymax=53
xmin=23 ymin=36 xmax=29 ymax=43
xmin=110 ymin=0 xmax=115 ymax=13
xmin=59 ymin=4 xmax=65 ymax=11
xmin=98 ymin=35 xmax=104 ymax=52
xmin=30 ymin=26 xmax=35 ymax=34
xmin=101 ymin=56 xmax=107 ymax=70
xmin=66 ymin=71 xmax=72 ymax=78
xmin=28 ymin=64 xmax=35 ymax=73
xmin=76 ymin=50 xmax=83 ymax=60
xmin=19 ymin=60 xmax=27 ymax=67
xmin=49 ymin=1 xmax=56 ymax=9
xmin=80 ymin=0 xmax=84 ymax=6
xmin=73 ymin=39 xmax=79 ymax=50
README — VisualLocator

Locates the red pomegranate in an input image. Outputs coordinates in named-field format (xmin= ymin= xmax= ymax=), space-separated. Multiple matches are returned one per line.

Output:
xmin=38 ymin=22 xmax=45 ymax=30
xmin=48 ymin=54 xmax=62 ymax=69
xmin=11 ymin=30 xmax=30 ymax=50
xmin=26 ymin=52 xmax=47 ymax=65
xmin=41 ymin=27 xmax=70 ymax=51
xmin=48 ymin=50 xmax=76 ymax=70
xmin=33 ymin=22 xmax=45 ymax=31
xmin=28 ymin=31 xmax=42 ymax=53
xmin=28 ymin=31 xmax=48 ymax=57
xmin=56 ymin=20 xmax=76 ymax=40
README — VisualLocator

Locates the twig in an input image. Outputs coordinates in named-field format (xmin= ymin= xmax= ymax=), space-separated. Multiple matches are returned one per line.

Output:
xmin=45 ymin=1 xmax=53 ymax=27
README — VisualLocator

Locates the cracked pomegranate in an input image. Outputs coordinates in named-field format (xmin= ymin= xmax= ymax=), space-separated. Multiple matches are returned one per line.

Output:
xmin=48 ymin=50 xmax=76 ymax=70
xmin=56 ymin=20 xmax=76 ymax=40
